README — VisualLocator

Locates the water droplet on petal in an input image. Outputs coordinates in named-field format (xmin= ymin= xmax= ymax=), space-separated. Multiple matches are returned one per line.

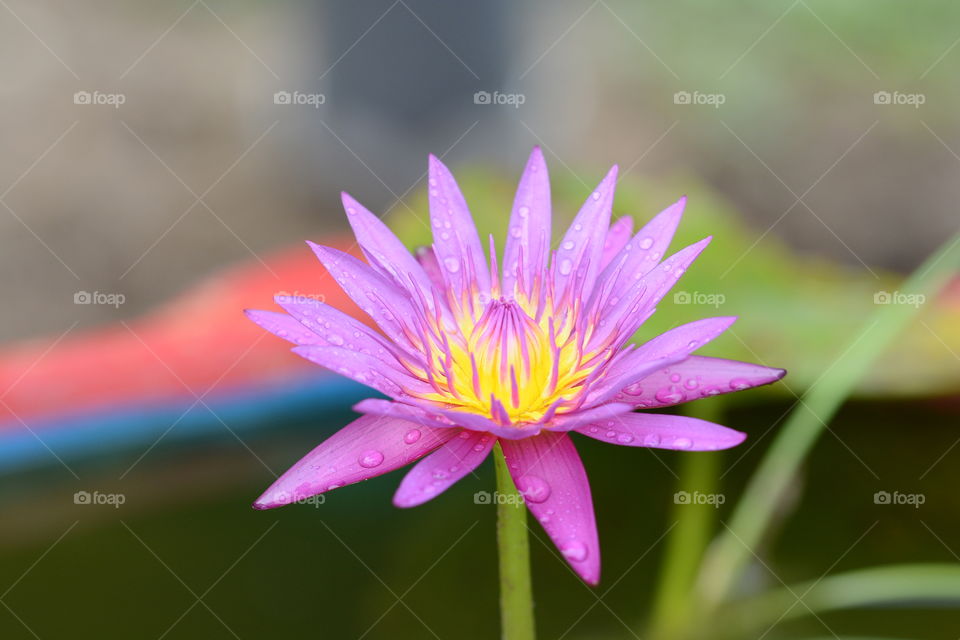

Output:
xmin=643 ymin=434 xmax=661 ymax=446
xmin=561 ymin=540 xmax=589 ymax=562
xmin=616 ymin=433 xmax=634 ymax=444
xmin=562 ymin=240 xmax=575 ymax=251
xmin=510 ymin=226 xmax=522 ymax=238
xmin=403 ymin=429 xmax=422 ymax=444
xmin=655 ymin=386 xmax=685 ymax=404
xmin=559 ymin=259 xmax=573 ymax=275
xmin=670 ymin=373 xmax=681 ymax=383
xmin=518 ymin=205 xmax=530 ymax=217
xmin=443 ymin=257 xmax=461 ymax=273
xmin=729 ymin=378 xmax=750 ymax=390
xmin=516 ymin=475 xmax=551 ymax=503
xmin=673 ymin=437 xmax=693 ymax=450
xmin=639 ymin=237 xmax=654 ymax=250
xmin=358 ymin=450 xmax=384 ymax=468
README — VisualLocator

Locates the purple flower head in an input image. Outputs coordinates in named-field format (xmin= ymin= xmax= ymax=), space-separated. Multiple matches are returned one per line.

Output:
xmin=246 ymin=148 xmax=785 ymax=584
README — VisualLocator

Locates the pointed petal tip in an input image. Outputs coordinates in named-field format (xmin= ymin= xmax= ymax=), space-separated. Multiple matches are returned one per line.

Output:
xmin=392 ymin=493 xmax=419 ymax=509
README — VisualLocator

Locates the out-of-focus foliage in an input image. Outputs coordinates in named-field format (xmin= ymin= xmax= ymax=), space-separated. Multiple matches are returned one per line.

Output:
xmin=392 ymin=167 xmax=960 ymax=398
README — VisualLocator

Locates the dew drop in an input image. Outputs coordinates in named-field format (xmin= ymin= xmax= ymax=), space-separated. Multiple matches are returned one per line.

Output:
xmin=510 ymin=226 xmax=522 ymax=238
xmin=561 ymin=540 xmax=589 ymax=562
xmin=518 ymin=205 xmax=530 ymax=218
xmin=673 ymin=437 xmax=693 ymax=450
xmin=729 ymin=378 xmax=750 ymax=390
xmin=591 ymin=191 xmax=601 ymax=201
xmin=562 ymin=240 xmax=575 ymax=251
xmin=616 ymin=433 xmax=635 ymax=444
xmin=639 ymin=237 xmax=654 ymax=250
xmin=358 ymin=450 xmax=384 ymax=468
xmin=625 ymin=382 xmax=644 ymax=395
xmin=443 ymin=257 xmax=461 ymax=273
xmin=654 ymin=386 xmax=685 ymax=404
xmin=328 ymin=334 xmax=344 ymax=346
xmin=643 ymin=434 xmax=661 ymax=446
xmin=605 ymin=430 xmax=617 ymax=438
xmin=516 ymin=475 xmax=551 ymax=503
xmin=403 ymin=429 xmax=422 ymax=444
xmin=670 ymin=373 xmax=681 ymax=383
xmin=559 ymin=259 xmax=573 ymax=275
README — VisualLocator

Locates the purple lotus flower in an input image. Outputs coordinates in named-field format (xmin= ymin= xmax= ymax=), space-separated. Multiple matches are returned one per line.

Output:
xmin=247 ymin=148 xmax=784 ymax=585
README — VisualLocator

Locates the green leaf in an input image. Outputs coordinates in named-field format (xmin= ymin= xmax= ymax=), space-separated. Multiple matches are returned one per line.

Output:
xmin=720 ymin=564 xmax=960 ymax=637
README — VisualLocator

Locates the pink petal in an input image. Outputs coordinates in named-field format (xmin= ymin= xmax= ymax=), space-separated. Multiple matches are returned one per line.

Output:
xmin=307 ymin=243 xmax=419 ymax=350
xmin=275 ymin=294 xmax=417 ymax=365
xmin=547 ymin=402 xmax=635 ymax=431
xmin=244 ymin=309 xmax=324 ymax=345
xmin=613 ymin=356 xmax=786 ymax=408
xmin=591 ymin=237 xmax=711 ymax=351
xmin=598 ymin=197 xmax=685 ymax=293
xmin=253 ymin=415 xmax=457 ymax=509
xmin=355 ymin=398 xmax=548 ymax=441
xmin=575 ymin=412 xmax=746 ymax=451
xmin=428 ymin=155 xmax=490 ymax=296
xmin=599 ymin=216 xmax=633 ymax=269
xmin=393 ymin=430 xmax=495 ymax=508
xmin=632 ymin=316 xmax=736 ymax=360
xmin=554 ymin=165 xmax=618 ymax=301
xmin=354 ymin=398 xmax=454 ymax=429
xmin=341 ymin=192 xmax=437 ymax=300
xmin=502 ymin=147 xmax=551 ymax=298
xmin=292 ymin=345 xmax=434 ymax=399
xmin=583 ymin=355 xmax=687 ymax=408
xmin=500 ymin=432 xmax=600 ymax=585
xmin=415 ymin=246 xmax=446 ymax=290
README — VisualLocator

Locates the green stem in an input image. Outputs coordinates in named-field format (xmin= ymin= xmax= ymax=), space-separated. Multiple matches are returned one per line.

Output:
xmin=696 ymin=231 xmax=960 ymax=608
xmin=648 ymin=400 xmax=724 ymax=640
xmin=495 ymin=443 xmax=536 ymax=640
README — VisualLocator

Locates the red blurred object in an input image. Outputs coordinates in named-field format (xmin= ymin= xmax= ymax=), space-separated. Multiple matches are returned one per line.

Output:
xmin=0 ymin=237 xmax=367 ymax=431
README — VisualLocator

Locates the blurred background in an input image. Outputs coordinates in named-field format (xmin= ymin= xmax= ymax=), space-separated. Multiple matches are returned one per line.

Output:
xmin=1 ymin=1 xmax=958 ymax=638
